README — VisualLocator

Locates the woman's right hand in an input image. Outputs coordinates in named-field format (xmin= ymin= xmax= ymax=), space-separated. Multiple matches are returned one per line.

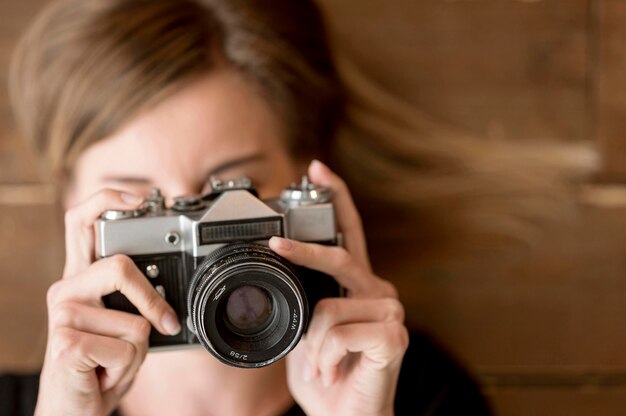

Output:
xmin=36 ymin=190 xmax=181 ymax=416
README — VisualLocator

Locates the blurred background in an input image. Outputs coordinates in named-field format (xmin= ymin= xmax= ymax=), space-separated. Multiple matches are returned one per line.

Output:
xmin=1 ymin=0 xmax=626 ymax=415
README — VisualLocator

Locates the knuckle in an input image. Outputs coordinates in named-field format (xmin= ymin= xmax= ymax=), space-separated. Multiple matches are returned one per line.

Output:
xmin=132 ymin=316 xmax=152 ymax=340
xmin=46 ymin=280 xmax=65 ymax=307
xmin=51 ymin=302 xmax=78 ymax=329
xmin=143 ymin=290 xmax=163 ymax=312
xmin=63 ymin=207 xmax=79 ymax=227
xmin=326 ymin=326 xmax=345 ymax=351
xmin=314 ymin=298 xmax=340 ymax=321
xmin=382 ymin=298 xmax=405 ymax=323
xmin=120 ymin=341 xmax=137 ymax=362
xmin=50 ymin=328 xmax=81 ymax=361
xmin=386 ymin=322 xmax=410 ymax=353
xmin=332 ymin=247 xmax=353 ymax=271
xmin=108 ymin=254 xmax=134 ymax=278
xmin=140 ymin=289 xmax=168 ymax=319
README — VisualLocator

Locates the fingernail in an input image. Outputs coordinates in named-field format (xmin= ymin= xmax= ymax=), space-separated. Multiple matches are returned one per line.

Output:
xmin=162 ymin=311 xmax=181 ymax=336
xmin=271 ymin=236 xmax=292 ymax=251
xmin=121 ymin=192 xmax=143 ymax=205
xmin=311 ymin=159 xmax=330 ymax=174
xmin=303 ymin=361 xmax=314 ymax=382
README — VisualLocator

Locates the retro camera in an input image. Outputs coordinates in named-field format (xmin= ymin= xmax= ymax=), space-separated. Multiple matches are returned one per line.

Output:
xmin=95 ymin=177 xmax=341 ymax=368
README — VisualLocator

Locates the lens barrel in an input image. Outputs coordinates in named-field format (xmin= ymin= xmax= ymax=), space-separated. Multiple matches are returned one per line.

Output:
xmin=187 ymin=243 xmax=307 ymax=367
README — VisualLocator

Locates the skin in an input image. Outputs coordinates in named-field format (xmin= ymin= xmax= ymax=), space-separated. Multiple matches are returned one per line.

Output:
xmin=37 ymin=69 xmax=409 ymax=416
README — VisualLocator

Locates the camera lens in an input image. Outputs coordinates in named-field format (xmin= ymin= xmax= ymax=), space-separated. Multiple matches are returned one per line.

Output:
xmin=225 ymin=285 xmax=273 ymax=333
xmin=187 ymin=243 xmax=307 ymax=368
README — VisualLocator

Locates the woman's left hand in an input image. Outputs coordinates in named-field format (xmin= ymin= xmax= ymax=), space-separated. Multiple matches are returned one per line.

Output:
xmin=269 ymin=160 xmax=409 ymax=416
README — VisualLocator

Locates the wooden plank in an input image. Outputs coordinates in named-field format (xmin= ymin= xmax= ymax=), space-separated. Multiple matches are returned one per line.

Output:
xmin=486 ymin=387 xmax=626 ymax=416
xmin=396 ymin=205 xmax=626 ymax=371
xmin=594 ymin=0 xmax=626 ymax=181
xmin=0 ymin=204 xmax=63 ymax=371
xmin=319 ymin=0 xmax=590 ymax=143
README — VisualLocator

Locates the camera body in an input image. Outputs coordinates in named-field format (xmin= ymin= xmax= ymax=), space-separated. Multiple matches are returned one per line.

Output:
xmin=94 ymin=177 xmax=341 ymax=367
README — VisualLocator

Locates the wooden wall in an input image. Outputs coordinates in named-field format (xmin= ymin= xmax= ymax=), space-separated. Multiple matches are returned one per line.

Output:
xmin=596 ymin=0 xmax=626 ymax=180
xmin=316 ymin=1 xmax=626 ymax=415
xmin=2 ymin=0 xmax=626 ymax=414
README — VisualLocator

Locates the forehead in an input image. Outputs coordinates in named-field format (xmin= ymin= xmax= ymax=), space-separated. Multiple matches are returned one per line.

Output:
xmin=74 ymin=70 xmax=287 ymax=182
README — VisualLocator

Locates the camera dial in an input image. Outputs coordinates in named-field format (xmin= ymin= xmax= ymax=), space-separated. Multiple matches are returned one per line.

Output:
xmin=101 ymin=188 xmax=164 ymax=220
xmin=145 ymin=188 xmax=166 ymax=213
xmin=101 ymin=205 xmax=147 ymax=220
xmin=281 ymin=176 xmax=331 ymax=207
xmin=172 ymin=194 xmax=205 ymax=212
xmin=210 ymin=177 xmax=252 ymax=192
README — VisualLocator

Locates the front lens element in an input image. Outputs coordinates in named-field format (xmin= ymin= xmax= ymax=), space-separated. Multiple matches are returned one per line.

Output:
xmin=226 ymin=285 xmax=273 ymax=333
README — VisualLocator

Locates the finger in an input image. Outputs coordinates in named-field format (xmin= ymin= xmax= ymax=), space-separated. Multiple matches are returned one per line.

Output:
xmin=308 ymin=160 xmax=370 ymax=270
xmin=49 ymin=327 xmax=136 ymax=392
xmin=316 ymin=321 xmax=409 ymax=387
xmin=64 ymin=188 xmax=144 ymax=278
xmin=305 ymin=298 xmax=404 ymax=377
xmin=48 ymin=255 xmax=181 ymax=336
xmin=50 ymin=302 xmax=151 ymax=387
xmin=269 ymin=237 xmax=396 ymax=298
xmin=51 ymin=301 xmax=152 ymax=342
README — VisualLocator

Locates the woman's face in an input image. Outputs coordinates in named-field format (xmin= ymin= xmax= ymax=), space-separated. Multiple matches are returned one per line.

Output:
xmin=66 ymin=70 xmax=300 ymax=207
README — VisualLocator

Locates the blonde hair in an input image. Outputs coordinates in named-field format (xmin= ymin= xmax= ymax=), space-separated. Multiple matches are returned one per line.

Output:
xmin=331 ymin=56 xmax=596 ymax=270
xmin=9 ymin=0 xmax=341 ymax=177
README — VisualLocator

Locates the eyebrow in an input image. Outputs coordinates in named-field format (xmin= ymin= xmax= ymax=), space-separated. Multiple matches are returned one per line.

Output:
xmin=208 ymin=153 xmax=265 ymax=176
xmin=102 ymin=153 xmax=266 ymax=184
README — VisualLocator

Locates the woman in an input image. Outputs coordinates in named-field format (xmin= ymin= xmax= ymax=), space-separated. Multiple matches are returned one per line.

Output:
xmin=4 ymin=0 xmax=490 ymax=414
